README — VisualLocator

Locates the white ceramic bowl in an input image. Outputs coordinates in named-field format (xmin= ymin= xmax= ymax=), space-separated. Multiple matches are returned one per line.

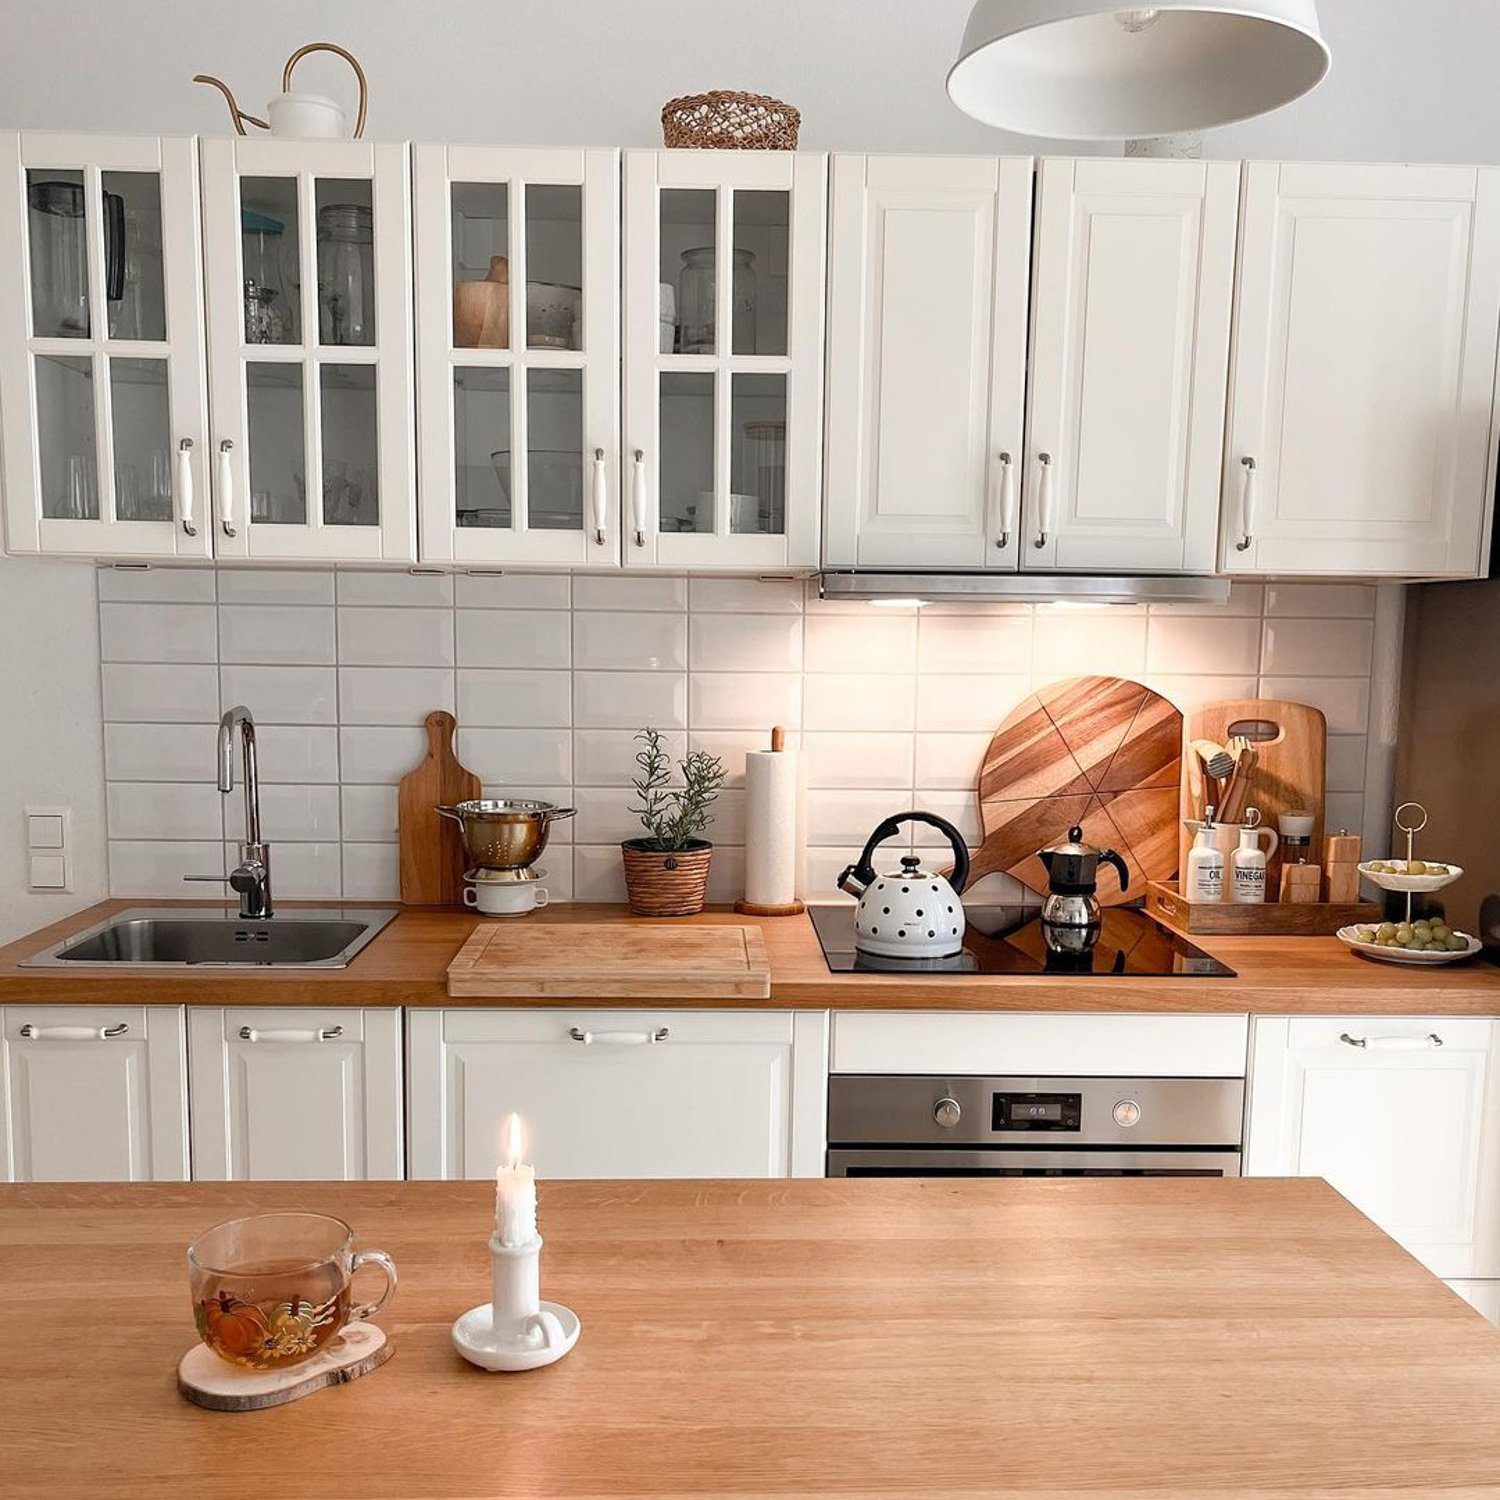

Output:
xmin=526 ymin=282 xmax=581 ymax=348
xmin=1357 ymin=860 xmax=1463 ymax=893
xmin=1337 ymin=925 xmax=1481 ymax=965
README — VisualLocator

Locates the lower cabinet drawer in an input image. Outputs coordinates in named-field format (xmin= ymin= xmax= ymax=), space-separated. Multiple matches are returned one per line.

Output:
xmin=407 ymin=1009 xmax=827 ymax=1180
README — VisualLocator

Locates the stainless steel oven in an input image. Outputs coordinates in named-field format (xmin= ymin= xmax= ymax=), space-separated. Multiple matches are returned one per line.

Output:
xmin=826 ymin=1075 xmax=1244 ymax=1177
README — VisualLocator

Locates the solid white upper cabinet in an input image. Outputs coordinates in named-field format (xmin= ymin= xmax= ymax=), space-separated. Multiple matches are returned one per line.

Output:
xmin=624 ymin=149 xmax=827 ymax=570
xmin=1026 ymin=158 xmax=1239 ymax=573
xmin=0 ymin=132 xmax=210 ymax=559
xmin=824 ymin=154 xmax=1032 ymax=569
xmin=1225 ymin=162 xmax=1500 ymax=577
xmin=406 ymin=1008 xmax=828 ymax=1180
xmin=1247 ymin=1016 xmax=1500 ymax=1279
xmin=415 ymin=145 xmax=619 ymax=567
xmin=200 ymin=135 xmax=416 ymax=563
xmin=0 ymin=1005 xmax=188 ymax=1182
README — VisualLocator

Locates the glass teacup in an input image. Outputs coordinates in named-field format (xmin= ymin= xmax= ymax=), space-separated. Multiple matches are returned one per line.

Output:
xmin=188 ymin=1212 xmax=397 ymax=1371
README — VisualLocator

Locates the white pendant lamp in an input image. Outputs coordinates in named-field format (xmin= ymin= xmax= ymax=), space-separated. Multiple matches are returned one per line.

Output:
xmin=947 ymin=0 xmax=1331 ymax=140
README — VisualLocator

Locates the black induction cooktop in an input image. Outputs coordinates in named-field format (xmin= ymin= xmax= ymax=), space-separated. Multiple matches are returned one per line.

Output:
xmin=808 ymin=903 xmax=1235 ymax=977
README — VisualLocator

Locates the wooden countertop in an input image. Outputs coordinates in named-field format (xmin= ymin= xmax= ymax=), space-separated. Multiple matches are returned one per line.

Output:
xmin=3 ymin=898 xmax=1500 ymax=1013
xmin=3 ymin=1177 xmax=1498 ymax=1498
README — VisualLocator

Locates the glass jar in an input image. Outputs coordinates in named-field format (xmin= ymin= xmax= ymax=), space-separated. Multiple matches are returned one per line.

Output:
xmin=677 ymin=247 xmax=757 ymax=354
xmin=241 ymin=210 xmax=290 ymax=344
xmin=317 ymin=203 xmax=375 ymax=346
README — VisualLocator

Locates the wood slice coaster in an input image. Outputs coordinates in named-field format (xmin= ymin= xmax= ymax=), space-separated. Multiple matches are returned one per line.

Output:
xmin=969 ymin=676 xmax=1183 ymax=905
xmin=177 ymin=1321 xmax=391 ymax=1411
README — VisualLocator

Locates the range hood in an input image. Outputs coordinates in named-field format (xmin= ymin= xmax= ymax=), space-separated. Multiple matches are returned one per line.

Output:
xmin=819 ymin=571 xmax=1231 ymax=606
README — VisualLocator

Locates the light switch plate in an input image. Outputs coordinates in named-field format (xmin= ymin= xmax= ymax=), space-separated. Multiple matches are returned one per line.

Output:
xmin=27 ymin=811 xmax=65 ymax=849
xmin=28 ymin=853 xmax=67 ymax=890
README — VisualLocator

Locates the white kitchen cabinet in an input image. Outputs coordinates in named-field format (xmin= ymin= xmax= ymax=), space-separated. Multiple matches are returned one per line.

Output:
xmin=0 ymin=1005 xmax=188 ymax=1181
xmin=1247 ymin=1016 xmax=1500 ymax=1279
xmin=187 ymin=1007 xmax=403 ymax=1181
xmin=1024 ymin=158 xmax=1238 ymax=573
xmin=624 ymin=149 xmax=826 ymax=570
xmin=407 ymin=1008 xmax=828 ymax=1179
xmin=199 ymin=136 xmax=415 ymax=562
xmin=0 ymin=132 xmax=211 ymax=559
xmin=823 ymin=154 xmax=1032 ymax=569
xmin=415 ymin=145 xmax=620 ymax=567
xmin=1224 ymin=162 xmax=1500 ymax=577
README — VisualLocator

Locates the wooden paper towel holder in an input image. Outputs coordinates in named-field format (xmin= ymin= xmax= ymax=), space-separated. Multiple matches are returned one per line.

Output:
xmin=734 ymin=726 xmax=806 ymax=918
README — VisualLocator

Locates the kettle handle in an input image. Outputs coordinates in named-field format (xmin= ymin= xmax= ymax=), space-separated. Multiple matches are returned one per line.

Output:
xmin=844 ymin=812 xmax=971 ymax=896
xmin=1102 ymin=848 xmax=1130 ymax=894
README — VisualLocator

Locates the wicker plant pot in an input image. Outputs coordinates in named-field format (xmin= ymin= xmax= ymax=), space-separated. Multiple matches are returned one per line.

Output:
xmin=621 ymin=839 xmax=713 ymax=917
xmin=660 ymin=91 xmax=800 ymax=150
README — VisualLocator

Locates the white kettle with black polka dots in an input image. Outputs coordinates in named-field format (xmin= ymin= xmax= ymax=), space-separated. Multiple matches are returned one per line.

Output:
xmin=837 ymin=812 xmax=970 ymax=960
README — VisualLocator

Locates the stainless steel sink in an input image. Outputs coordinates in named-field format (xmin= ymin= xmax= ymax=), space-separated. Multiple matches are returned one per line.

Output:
xmin=21 ymin=908 xmax=399 ymax=969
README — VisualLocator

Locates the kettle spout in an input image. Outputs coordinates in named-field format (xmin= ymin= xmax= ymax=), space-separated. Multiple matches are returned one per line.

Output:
xmin=837 ymin=863 xmax=867 ymax=899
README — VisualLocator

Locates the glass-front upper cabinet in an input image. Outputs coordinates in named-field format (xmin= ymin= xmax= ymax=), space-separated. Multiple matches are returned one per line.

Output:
xmin=0 ymin=133 xmax=210 ymax=558
xmin=623 ymin=150 xmax=826 ymax=569
xmin=414 ymin=146 xmax=619 ymax=566
xmin=200 ymin=137 xmax=415 ymax=562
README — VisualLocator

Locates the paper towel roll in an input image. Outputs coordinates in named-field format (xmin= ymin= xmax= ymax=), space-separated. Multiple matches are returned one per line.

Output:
xmin=742 ymin=739 xmax=800 ymax=910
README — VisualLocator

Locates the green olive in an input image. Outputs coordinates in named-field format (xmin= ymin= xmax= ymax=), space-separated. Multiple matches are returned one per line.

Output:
xmin=1447 ymin=933 xmax=1470 ymax=951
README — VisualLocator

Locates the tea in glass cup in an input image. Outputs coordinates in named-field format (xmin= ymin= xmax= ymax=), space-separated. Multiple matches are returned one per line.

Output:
xmin=188 ymin=1211 xmax=396 ymax=1371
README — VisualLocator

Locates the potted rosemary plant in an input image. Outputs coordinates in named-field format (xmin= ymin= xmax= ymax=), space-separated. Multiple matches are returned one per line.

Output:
xmin=621 ymin=727 xmax=726 ymax=916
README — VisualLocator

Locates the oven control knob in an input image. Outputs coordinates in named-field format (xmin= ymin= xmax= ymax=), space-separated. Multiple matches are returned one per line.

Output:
xmin=1112 ymin=1099 xmax=1142 ymax=1128
xmin=933 ymin=1097 xmax=962 ymax=1128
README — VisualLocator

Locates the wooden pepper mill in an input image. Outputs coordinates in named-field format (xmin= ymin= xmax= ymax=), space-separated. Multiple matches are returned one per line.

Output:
xmin=1323 ymin=830 xmax=1363 ymax=904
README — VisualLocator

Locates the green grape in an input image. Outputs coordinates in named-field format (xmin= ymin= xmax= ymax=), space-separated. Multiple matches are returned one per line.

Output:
xmin=1447 ymin=933 xmax=1470 ymax=951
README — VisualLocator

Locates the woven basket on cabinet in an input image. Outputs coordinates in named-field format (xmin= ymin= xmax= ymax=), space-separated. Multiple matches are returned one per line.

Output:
xmin=660 ymin=91 xmax=801 ymax=150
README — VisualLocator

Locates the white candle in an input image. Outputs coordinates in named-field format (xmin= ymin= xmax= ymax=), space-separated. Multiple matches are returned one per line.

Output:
xmin=494 ymin=1111 xmax=536 ymax=1248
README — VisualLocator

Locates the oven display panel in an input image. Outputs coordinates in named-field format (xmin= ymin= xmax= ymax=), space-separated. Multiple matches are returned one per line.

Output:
xmin=991 ymin=1092 xmax=1082 ymax=1132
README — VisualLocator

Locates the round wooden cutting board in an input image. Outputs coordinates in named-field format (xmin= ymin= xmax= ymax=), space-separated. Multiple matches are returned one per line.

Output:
xmin=966 ymin=676 xmax=1183 ymax=905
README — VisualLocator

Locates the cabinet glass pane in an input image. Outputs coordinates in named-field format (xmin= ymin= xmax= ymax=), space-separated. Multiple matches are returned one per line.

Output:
xmin=731 ymin=374 xmax=786 ymax=535
xmin=661 ymin=188 xmax=716 ymax=354
xmin=451 ymin=182 xmax=509 ymax=349
xmin=109 ymin=357 xmax=171 ymax=522
xmin=455 ymin=366 xmax=511 ymax=529
xmin=35 ymin=354 xmax=98 ymax=518
xmin=660 ymin=371 xmax=714 ymax=534
xmin=315 ymin=179 xmax=375 ymax=347
xmin=27 ymin=169 xmax=90 ymax=338
xmin=240 ymin=178 xmax=300 ymax=345
xmin=246 ymin=363 xmax=306 ymax=523
xmin=102 ymin=171 xmax=166 ymax=342
xmin=528 ymin=368 xmax=583 ymax=531
xmin=321 ymin=364 xmax=378 ymax=526
xmin=526 ymin=184 xmax=582 ymax=351
xmin=732 ymin=191 xmax=788 ymax=356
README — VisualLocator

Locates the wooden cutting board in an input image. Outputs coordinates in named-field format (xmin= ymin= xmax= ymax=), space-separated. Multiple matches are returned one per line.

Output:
xmin=1178 ymin=699 xmax=1327 ymax=876
xmin=448 ymin=923 xmax=772 ymax=999
xmin=968 ymin=676 xmax=1182 ymax=906
xmin=399 ymin=711 xmax=482 ymax=906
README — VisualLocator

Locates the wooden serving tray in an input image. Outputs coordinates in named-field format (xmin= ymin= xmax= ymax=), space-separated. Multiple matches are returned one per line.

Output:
xmin=447 ymin=922 xmax=772 ymax=999
xmin=1147 ymin=881 xmax=1380 ymax=936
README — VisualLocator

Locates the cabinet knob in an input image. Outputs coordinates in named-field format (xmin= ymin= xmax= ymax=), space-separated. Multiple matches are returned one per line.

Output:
xmin=933 ymin=1096 xmax=962 ymax=1128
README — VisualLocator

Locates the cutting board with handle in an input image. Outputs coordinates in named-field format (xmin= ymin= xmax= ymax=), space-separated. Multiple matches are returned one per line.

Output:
xmin=1177 ymin=699 xmax=1326 ymax=877
xmin=448 ymin=923 xmax=772 ymax=1000
xmin=968 ymin=676 xmax=1183 ymax=906
xmin=400 ymin=710 xmax=482 ymax=906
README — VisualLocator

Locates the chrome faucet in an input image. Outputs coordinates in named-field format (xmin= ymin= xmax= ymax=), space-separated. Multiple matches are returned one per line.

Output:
xmin=216 ymin=705 xmax=273 ymax=918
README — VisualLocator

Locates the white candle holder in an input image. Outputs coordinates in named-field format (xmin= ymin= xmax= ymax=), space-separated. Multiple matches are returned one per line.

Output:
xmin=451 ymin=1232 xmax=580 ymax=1372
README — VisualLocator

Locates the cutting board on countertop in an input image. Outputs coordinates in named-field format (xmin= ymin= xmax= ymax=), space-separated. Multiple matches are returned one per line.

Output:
xmin=448 ymin=922 xmax=773 ymax=999
xmin=1177 ymin=699 xmax=1326 ymax=876
xmin=399 ymin=711 xmax=482 ymax=907
xmin=968 ymin=676 xmax=1182 ymax=906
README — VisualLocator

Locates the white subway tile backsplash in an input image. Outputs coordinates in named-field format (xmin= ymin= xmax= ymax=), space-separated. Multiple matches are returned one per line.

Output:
xmin=913 ymin=733 xmax=989 ymax=792
xmin=110 ymin=839 xmax=224 ymax=894
xmin=690 ymin=613 xmax=802 ymax=671
xmin=219 ymin=604 xmax=336 ymax=665
xmin=227 ymin=784 xmax=341 ymax=843
xmin=342 ymin=842 xmax=401 ymax=899
xmin=1149 ymin=581 xmax=1264 ymax=617
xmin=1262 ymin=618 xmax=1374 ymax=677
xmin=689 ymin=577 xmax=802 ymax=613
xmin=912 ymin=791 xmax=983 ymax=848
xmin=340 ymin=784 xmax=399 ymax=843
xmin=1324 ymin=792 xmax=1365 ymax=838
xmin=456 ymin=727 xmax=573 ymax=785
xmin=573 ymin=786 xmax=647 ymax=845
xmin=689 ymin=730 xmax=785 ymax=786
xmin=1031 ymin=609 xmax=1147 ymax=678
xmin=804 ymin=732 xmax=915 ymax=790
xmin=805 ymin=613 xmax=916 ymax=674
xmin=1146 ymin=615 xmax=1262 ymax=676
xmin=338 ymin=725 xmax=429 ymax=783
xmin=457 ymin=669 xmax=571 ymax=727
xmin=105 ymin=722 xmax=219 ymax=783
xmin=232 ymin=840 xmax=342 ymax=898
xmin=100 ymin=602 xmax=217 ymax=663
xmin=254 ymin=726 xmax=341 ymax=784
xmin=339 ymin=666 xmax=456 ymax=726
xmin=572 ymin=844 xmax=628 ymax=901
xmin=704 ymin=845 xmax=746 ymax=905
xmin=106 ymin=782 xmax=223 ymax=842
xmin=338 ymin=606 xmax=453 ymax=667
xmin=574 ymin=728 xmax=687 ymax=786
xmin=454 ymin=572 xmax=570 ymax=610
xmin=457 ymin=610 xmax=571 ymax=669
xmin=574 ymin=611 xmax=687 ymax=671
xmin=915 ymin=673 xmax=1029 ymax=732
xmin=97 ymin=566 xmax=216 ymax=604
xmin=1265 ymin=583 xmax=1376 ymax=618
xmin=573 ymin=575 xmax=686 ymax=611
xmin=102 ymin=663 xmax=219 ymax=723
xmin=1141 ymin=674 xmax=1260 ymax=715
xmin=336 ymin=570 xmax=453 ymax=607
xmin=574 ymin=671 xmax=686 ymax=729
xmin=806 ymin=790 xmax=915 ymax=848
xmin=218 ymin=569 xmax=334 ymax=606
xmin=689 ymin=672 xmax=801 ymax=731
xmin=917 ymin=615 xmax=1030 ymax=673
xmin=804 ymin=673 xmax=914 ymax=732
xmin=1326 ymin=734 xmax=1368 ymax=794
xmin=219 ymin=665 xmax=338 ymax=725
xmin=1259 ymin=675 xmax=1371 ymax=736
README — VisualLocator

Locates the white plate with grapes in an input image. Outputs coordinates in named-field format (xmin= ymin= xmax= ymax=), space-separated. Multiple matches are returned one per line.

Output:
xmin=1358 ymin=859 xmax=1463 ymax=894
xmin=1338 ymin=920 xmax=1481 ymax=965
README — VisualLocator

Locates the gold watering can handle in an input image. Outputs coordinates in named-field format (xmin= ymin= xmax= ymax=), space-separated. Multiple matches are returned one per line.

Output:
xmin=282 ymin=41 xmax=369 ymax=138
xmin=190 ymin=73 xmax=269 ymax=135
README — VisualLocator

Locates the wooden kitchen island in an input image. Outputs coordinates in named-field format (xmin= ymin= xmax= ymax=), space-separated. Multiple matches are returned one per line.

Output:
xmin=3 ymin=1179 xmax=1498 ymax=1498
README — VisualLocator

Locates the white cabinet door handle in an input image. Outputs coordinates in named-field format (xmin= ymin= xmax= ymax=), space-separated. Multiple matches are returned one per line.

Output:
xmin=591 ymin=446 xmax=608 ymax=545
xmin=1339 ymin=1032 xmax=1443 ymax=1050
xmin=19 ymin=1022 xmax=128 ymax=1041
xmin=995 ymin=451 xmax=1015 ymax=550
xmin=176 ymin=438 xmax=197 ymax=537
xmin=631 ymin=448 xmax=647 ymax=548
xmin=217 ymin=438 xmax=237 ymax=538
xmin=1235 ymin=456 xmax=1256 ymax=552
xmin=238 ymin=1025 xmax=344 ymax=1043
xmin=568 ymin=1026 xmax=669 ymax=1046
xmin=1032 ymin=452 xmax=1053 ymax=549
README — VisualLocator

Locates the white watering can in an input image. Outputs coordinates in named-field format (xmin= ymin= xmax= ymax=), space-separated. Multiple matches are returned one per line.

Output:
xmin=194 ymin=42 xmax=368 ymax=141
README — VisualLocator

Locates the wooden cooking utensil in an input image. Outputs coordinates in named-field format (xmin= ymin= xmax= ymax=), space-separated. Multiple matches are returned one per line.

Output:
xmin=399 ymin=710 xmax=482 ymax=906
xmin=1218 ymin=746 xmax=1259 ymax=826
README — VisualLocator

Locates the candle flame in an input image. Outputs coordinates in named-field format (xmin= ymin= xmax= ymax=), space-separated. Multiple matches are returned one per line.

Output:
xmin=503 ymin=1111 xmax=524 ymax=1169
